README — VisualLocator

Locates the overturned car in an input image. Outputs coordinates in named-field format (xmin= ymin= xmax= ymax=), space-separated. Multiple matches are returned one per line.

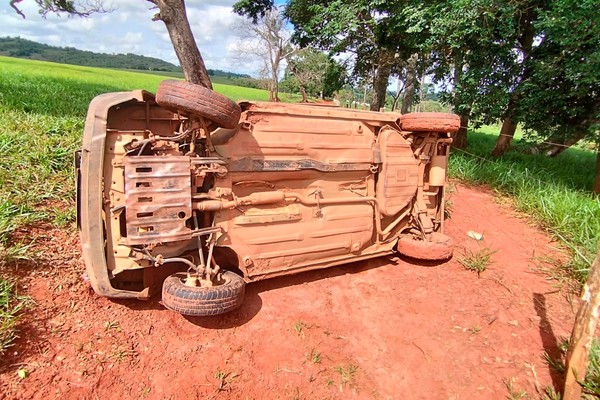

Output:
xmin=77 ymin=80 xmax=459 ymax=316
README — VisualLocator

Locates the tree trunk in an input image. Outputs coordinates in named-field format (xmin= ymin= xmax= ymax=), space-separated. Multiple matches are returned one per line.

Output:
xmin=370 ymin=49 xmax=395 ymax=111
xmin=490 ymin=9 xmax=536 ymax=157
xmin=270 ymin=60 xmax=280 ymax=102
xmin=451 ymin=60 xmax=469 ymax=149
xmin=453 ymin=113 xmax=469 ymax=149
xmin=299 ymin=85 xmax=308 ymax=102
xmin=392 ymin=70 xmax=406 ymax=111
xmin=153 ymin=0 xmax=212 ymax=89
xmin=401 ymin=53 xmax=418 ymax=114
xmin=563 ymin=244 xmax=600 ymax=400
xmin=532 ymin=131 xmax=586 ymax=157
xmin=594 ymin=150 xmax=600 ymax=195
xmin=492 ymin=117 xmax=518 ymax=157
xmin=416 ymin=73 xmax=427 ymax=112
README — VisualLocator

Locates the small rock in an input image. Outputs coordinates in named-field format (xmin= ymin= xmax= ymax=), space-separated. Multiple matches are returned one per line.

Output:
xmin=508 ymin=320 xmax=519 ymax=327
xmin=467 ymin=231 xmax=484 ymax=240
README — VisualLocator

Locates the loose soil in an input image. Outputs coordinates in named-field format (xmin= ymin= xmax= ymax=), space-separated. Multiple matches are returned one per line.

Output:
xmin=0 ymin=183 xmax=576 ymax=399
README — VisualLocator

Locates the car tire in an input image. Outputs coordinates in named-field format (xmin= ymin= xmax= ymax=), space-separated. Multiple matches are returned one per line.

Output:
xmin=396 ymin=232 xmax=454 ymax=261
xmin=155 ymin=80 xmax=242 ymax=129
xmin=162 ymin=271 xmax=245 ymax=316
xmin=399 ymin=112 xmax=461 ymax=133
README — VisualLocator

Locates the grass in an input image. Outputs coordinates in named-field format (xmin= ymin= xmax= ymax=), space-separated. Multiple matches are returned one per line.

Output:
xmin=292 ymin=320 xmax=307 ymax=336
xmin=333 ymin=363 xmax=358 ymax=386
xmin=307 ymin=348 xmax=321 ymax=363
xmin=449 ymin=126 xmax=599 ymax=282
xmin=0 ymin=278 xmax=29 ymax=357
xmin=544 ymin=337 xmax=600 ymax=398
xmin=458 ymin=247 xmax=495 ymax=277
xmin=504 ymin=377 xmax=529 ymax=399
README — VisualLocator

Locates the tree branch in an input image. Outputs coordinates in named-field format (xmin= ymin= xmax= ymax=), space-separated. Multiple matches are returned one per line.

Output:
xmin=9 ymin=0 xmax=26 ymax=19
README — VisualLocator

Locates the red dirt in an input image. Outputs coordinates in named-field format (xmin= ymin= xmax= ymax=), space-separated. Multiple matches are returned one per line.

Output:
xmin=0 ymin=183 xmax=576 ymax=399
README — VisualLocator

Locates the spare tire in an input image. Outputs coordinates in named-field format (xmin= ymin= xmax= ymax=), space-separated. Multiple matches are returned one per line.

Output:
xmin=399 ymin=112 xmax=460 ymax=133
xmin=155 ymin=80 xmax=241 ymax=129
xmin=396 ymin=232 xmax=454 ymax=261
xmin=162 ymin=271 xmax=245 ymax=316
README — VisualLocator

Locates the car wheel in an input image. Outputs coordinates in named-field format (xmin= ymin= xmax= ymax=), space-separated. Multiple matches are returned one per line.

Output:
xmin=399 ymin=112 xmax=461 ymax=133
xmin=155 ymin=80 xmax=242 ymax=129
xmin=396 ymin=232 xmax=454 ymax=261
xmin=162 ymin=271 xmax=245 ymax=316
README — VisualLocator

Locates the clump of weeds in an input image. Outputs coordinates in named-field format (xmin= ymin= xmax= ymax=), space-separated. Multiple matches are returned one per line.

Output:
xmin=334 ymin=363 xmax=358 ymax=386
xmin=459 ymin=247 xmax=496 ymax=277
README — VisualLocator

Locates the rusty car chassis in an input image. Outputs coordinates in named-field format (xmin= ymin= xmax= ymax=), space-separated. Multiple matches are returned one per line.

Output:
xmin=77 ymin=80 xmax=459 ymax=316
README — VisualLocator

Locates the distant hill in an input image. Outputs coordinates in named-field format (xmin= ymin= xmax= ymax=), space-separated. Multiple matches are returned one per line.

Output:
xmin=0 ymin=37 xmax=251 ymax=79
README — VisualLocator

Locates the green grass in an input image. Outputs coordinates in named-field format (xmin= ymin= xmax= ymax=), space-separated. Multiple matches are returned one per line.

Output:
xmin=544 ymin=337 xmax=600 ymax=398
xmin=449 ymin=126 xmax=599 ymax=282
xmin=458 ymin=247 xmax=495 ymax=277
xmin=0 ymin=278 xmax=29 ymax=357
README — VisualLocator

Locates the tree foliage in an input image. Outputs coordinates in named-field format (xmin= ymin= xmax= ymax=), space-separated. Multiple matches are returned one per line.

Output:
xmin=518 ymin=0 xmax=600 ymax=145
xmin=283 ymin=48 xmax=346 ymax=101
xmin=283 ymin=0 xmax=423 ymax=110
xmin=10 ymin=0 xmax=111 ymax=18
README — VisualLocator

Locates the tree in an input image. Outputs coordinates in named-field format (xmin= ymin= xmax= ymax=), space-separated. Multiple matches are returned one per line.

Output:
xmin=519 ymin=0 xmax=600 ymax=194
xmin=10 ymin=0 xmax=110 ymax=18
xmin=236 ymin=7 xmax=295 ymax=102
xmin=285 ymin=48 xmax=346 ymax=102
xmin=321 ymin=57 xmax=347 ymax=99
xmin=415 ymin=0 xmax=600 ymax=192
xmin=148 ymin=0 xmax=212 ymax=88
xmin=400 ymin=53 xmax=418 ymax=114
xmin=11 ymin=0 xmax=213 ymax=88
xmin=490 ymin=0 xmax=544 ymax=157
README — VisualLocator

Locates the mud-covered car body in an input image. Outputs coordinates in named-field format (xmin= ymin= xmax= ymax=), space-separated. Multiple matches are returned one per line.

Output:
xmin=77 ymin=85 xmax=457 ymax=313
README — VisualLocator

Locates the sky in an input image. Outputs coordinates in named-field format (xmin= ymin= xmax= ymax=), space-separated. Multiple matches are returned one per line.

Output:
xmin=0 ymin=0 xmax=258 ymax=75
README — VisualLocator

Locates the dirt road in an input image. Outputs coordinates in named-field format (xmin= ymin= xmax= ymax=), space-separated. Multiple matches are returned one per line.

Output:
xmin=0 ymin=183 xmax=574 ymax=399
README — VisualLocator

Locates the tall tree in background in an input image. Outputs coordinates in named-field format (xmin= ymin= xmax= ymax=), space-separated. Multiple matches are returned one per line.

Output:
xmin=10 ymin=0 xmax=213 ymax=88
xmin=236 ymin=7 xmax=295 ymax=102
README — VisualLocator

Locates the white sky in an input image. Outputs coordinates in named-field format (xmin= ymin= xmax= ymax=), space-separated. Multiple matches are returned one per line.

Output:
xmin=0 ymin=0 xmax=258 ymax=75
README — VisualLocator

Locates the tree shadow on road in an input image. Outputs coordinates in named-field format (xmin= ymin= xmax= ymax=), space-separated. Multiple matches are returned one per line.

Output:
xmin=533 ymin=292 xmax=565 ymax=393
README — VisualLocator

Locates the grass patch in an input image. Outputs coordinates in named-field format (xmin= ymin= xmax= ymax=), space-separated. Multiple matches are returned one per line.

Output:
xmin=503 ymin=377 xmax=528 ymax=399
xmin=0 ymin=277 xmax=29 ymax=357
xmin=449 ymin=126 xmax=599 ymax=282
xmin=458 ymin=247 xmax=495 ymax=277
xmin=333 ymin=363 xmax=358 ymax=385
